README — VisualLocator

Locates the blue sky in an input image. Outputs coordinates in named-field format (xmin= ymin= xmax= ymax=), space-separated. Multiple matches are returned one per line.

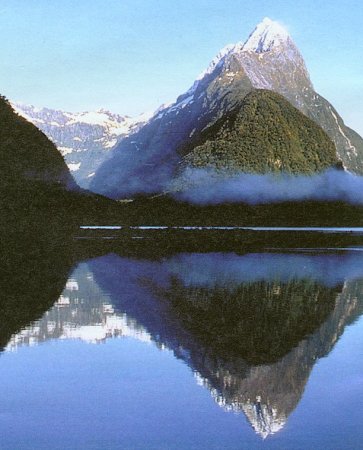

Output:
xmin=0 ymin=0 xmax=362 ymax=134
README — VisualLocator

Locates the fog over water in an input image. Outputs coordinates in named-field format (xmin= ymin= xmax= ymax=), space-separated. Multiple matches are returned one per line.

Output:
xmin=172 ymin=168 xmax=363 ymax=205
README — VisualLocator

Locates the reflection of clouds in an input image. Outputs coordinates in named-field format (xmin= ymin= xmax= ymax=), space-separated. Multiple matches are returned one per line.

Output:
xmin=88 ymin=252 xmax=363 ymax=296
xmin=85 ymin=252 xmax=363 ymax=317
xmin=166 ymin=252 xmax=363 ymax=288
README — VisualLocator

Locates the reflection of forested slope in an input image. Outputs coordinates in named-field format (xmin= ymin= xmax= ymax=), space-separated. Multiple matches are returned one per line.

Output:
xmin=190 ymin=279 xmax=363 ymax=437
xmin=160 ymin=278 xmax=339 ymax=364
xmin=88 ymin=252 xmax=363 ymax=437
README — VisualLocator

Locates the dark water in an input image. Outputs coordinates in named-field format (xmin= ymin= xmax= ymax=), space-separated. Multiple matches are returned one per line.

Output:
xmin=0 ymin=230 xmax=363 ymax=449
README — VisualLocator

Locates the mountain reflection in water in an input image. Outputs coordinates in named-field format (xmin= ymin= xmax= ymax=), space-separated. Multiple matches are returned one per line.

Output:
xmin=3 ymin=243 xmax=363 ymax=439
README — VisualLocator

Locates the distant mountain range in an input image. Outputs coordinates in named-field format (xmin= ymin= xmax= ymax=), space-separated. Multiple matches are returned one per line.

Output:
xmin=12 ymin=103 xmax=152 ymax=188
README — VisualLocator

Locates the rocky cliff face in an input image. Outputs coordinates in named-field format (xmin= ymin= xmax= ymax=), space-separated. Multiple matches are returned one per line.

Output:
xmin=91 ymin=18 xmax=363 ymax=199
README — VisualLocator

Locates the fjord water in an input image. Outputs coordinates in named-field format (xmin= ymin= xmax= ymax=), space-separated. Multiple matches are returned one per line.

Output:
xmin=1 ymin=231 xmax=363 ymax=449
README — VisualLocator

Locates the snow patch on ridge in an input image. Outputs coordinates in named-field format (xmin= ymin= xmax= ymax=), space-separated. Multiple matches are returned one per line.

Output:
xmin=68 ymin=162 xmax=81 ymax=172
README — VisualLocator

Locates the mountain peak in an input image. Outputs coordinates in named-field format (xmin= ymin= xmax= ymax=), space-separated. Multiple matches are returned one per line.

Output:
xmin=243 ymin=17 xmax=290 ymax=53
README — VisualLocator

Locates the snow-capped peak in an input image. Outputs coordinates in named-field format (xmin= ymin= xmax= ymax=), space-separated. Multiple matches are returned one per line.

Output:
xmin=180 ymin=18 xmax=292 ymax=99
xmin=242 ymin=17 xmax=290 ymax=53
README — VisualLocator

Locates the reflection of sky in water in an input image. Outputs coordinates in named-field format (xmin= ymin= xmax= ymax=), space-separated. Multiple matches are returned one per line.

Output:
xmin=0 ymin=317 xmax=362 ymax=449
xmin=0 ymin=251 xmax=363 ymax=449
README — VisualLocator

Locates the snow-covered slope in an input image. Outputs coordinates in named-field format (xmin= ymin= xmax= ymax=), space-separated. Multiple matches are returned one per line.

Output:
xmin=91 ymin=17 xmax=363 ymax=198
xmin=12 ymin=103 xmax=151 ymax=188
xmin=183 ymin=17 xmax=310 ymax=99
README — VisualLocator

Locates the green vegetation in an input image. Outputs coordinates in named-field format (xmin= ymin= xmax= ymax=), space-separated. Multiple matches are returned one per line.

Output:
xmin=182 ymin=90 xmax=339 ymax=174
xmin=0 ymin=95 xmax=74 ymax=188
xmin=111 ymin=195 xmax=363 ymax=227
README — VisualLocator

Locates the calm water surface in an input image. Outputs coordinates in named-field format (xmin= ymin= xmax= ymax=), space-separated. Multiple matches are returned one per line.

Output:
xmin=0 ymin=232 xmax=363 ymax=449
xmin=80 ymin=225 xmax=363 ymax=233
